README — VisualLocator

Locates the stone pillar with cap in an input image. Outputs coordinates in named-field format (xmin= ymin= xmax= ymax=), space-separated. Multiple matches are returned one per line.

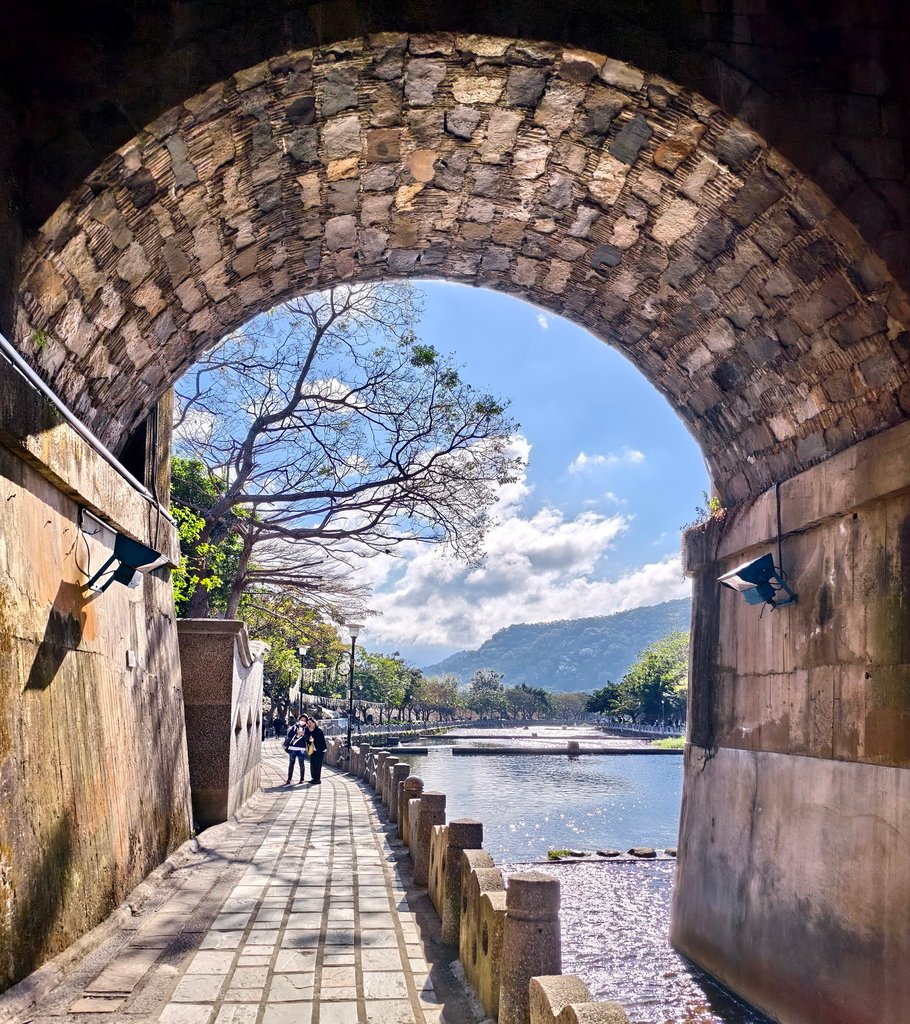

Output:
xmin=442 ymin=818 xmax=484 ymax=944
xmin=499 ymin=871 xmax=561 ymax=1024
xmin=400 ymin=775 xmax=423 ymax=846
xmin=357 ymin=743 xmax=370 ymax=778
xmin=414 ymin=791 xmax=446 ymax=888
xmin=390 ymin=762 xmax=410 ymax=823
xmin=382 ymin=756 xmax=400 ymax=807
xmin=375 ymin=750 xmax=390 ymax=793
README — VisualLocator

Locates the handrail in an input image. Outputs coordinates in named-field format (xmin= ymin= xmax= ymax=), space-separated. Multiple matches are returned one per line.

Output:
xmin=0 ymin=330 xmax=174 ymax=521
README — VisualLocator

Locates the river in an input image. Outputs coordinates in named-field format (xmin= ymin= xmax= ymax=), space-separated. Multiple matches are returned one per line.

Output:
xmin=394 ymin=727 xmax=771 ymax=1024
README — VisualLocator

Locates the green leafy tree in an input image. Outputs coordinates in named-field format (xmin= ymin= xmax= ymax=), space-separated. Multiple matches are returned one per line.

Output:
xmin=237 ymin=592 xmax=346 ymax=722
xmin=619 ymin=631 xmax=689 ymax=722
xmin=549 ymin=691 xmax=590 ymax=720
xmin=586 ymin=683 xmax=622 ymax=716
xmin=171 ymin=457 xmax=245 ymax=616
xmin=467 ymin=669 xmax=506 ymax=718
xmin=504 ymin=683 xmax=551 ymax=720
xmin=173 ymin=282 xmax=519 ymax=617
xmin=589 ymin=632 xmax=689 ymax=722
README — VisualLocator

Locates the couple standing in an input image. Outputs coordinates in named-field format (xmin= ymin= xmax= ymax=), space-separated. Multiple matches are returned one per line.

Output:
xmin=283 ymin=715 xmax=327 ymax=785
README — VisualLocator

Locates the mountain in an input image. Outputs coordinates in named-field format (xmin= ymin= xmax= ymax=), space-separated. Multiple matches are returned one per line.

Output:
xmin=421 ymin=598 xmax=691 ymax=692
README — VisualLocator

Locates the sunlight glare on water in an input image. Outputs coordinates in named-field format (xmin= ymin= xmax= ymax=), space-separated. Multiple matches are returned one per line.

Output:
xmin=397 ymin=728 xmax=772 ymax=1024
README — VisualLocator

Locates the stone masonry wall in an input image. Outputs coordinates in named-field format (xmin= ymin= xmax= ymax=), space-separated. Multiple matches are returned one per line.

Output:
xmin=11 ymin=35 xmax=910 ymax=504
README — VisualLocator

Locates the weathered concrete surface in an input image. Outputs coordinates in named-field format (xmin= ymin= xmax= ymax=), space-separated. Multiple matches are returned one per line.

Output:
xmin=177 ymin=619 xmax=267 ymax=827
xmin=673 ymin=745 xmax=910 ymax=1024
xmin=9 ymin=36 xmax=910 ymax=503
xmin=675 ymin=416 xmax=910 ymax=1024
xmin=0 ymin=380 xmax=190 ymax=992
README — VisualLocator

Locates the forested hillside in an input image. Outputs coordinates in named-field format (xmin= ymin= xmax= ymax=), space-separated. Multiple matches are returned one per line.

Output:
xmin=422 ymin=599 xmax=691 ymax=692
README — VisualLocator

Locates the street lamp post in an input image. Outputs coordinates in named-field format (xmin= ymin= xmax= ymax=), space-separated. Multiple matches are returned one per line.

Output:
xmin=345 ymin=623 xmax=364 ymax=754
xmin=296 ymin=646 xmax=309 ymax=718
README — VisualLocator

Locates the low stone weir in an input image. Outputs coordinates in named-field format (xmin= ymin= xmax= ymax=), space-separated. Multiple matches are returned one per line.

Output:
xmin=450 ymin=745 xmax=682 ymax=756
xmin=325 ymin=737 xmax=631 ymax=1024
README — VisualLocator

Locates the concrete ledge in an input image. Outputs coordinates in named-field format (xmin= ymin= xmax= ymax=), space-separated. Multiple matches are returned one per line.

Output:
xmin=0 ymin=357 xmax=179 ymax=561
xmin=685 ymin=418 xmax=910 ymax=573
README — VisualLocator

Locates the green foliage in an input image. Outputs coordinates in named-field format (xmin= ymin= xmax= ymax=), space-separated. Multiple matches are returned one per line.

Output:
xmin=684 ymin=491 xmax=725 ymax=530
xmin=466 ymin=669 xmax=506 ymax=717
xmin=423 ymin=599 xmax=691 ymax=692
xmin=652 ymin=736 xmax=686 ymax=748
xmin=588 ymin=631 xmax=689 ymax=723
xmin=170 ymin=456 xmax=245 ymax=616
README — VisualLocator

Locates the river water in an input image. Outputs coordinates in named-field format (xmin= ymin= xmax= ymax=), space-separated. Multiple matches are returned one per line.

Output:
xmin=395 ymin=728 xmax=771 ymax=1024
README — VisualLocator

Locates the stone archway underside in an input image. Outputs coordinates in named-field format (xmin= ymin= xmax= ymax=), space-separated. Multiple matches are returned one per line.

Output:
xmin=15 ymin=33 xmax=910 ymax=502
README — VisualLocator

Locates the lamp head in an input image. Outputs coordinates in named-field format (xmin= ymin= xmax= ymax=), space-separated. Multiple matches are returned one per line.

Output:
xmin=346 ymin=622 xmax=364 ymax=642
xmin=718 ymin=553 xmax=796 ymax=609
xmin=81 ymin=509 xmax=167 ymax=593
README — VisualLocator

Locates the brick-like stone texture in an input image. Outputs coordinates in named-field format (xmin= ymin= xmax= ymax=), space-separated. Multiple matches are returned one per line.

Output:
xmin=13 ymin=36 xmax=910 ymax=502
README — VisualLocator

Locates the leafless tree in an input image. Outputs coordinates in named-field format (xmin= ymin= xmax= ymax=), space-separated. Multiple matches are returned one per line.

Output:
xmin=174 ymin=282 xmax=520 ymax=617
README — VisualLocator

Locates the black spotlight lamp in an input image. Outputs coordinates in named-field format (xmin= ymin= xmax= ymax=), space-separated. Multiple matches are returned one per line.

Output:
xmin=81 ymin=509 xmax=167 ymax=593
xmin=718 ymin=552 xmax=796 ymax=609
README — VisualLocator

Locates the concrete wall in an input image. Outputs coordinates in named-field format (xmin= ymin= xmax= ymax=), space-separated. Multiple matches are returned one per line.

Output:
xmin=177 ymin=620 xmax=267 ymax=827
xmin=673 ymin=417 xmax=910 ymax=1024
xmin=0 ymin=359 xmax=191 ymax=992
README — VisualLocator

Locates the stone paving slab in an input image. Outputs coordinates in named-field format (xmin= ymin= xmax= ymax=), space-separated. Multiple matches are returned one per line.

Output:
xmin=4 ymin=742 xmax=469 ymax=1024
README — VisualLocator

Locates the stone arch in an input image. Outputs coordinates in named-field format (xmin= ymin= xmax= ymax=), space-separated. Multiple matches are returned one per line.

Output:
xmin=13 ymin=33 xmax=910 ymax=505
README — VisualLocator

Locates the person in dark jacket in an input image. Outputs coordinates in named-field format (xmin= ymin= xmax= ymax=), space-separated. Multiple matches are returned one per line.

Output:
xmin=283 ymin=716 xmax=308 ymax=784
xmin=304 ymin=716 xmax=327 ymax=784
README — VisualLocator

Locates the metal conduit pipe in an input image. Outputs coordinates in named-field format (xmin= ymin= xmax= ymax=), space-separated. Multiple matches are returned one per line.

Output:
xmin=0 ymin=330 xmax=173 ymax=520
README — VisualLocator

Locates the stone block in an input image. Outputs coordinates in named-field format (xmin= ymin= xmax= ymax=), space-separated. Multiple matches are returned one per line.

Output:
xmin=499 ymin=872 xmax=561 ymax=1024
xmin=609 ymin=114 xmax=652 ymax=165
xmin=445 ymin=106 xmax=482 ymax=141
xmin=653 ymin=119 xmax=706 ymax=173
xmin=529 ymin=976 xmax=591 ymax=1023
xmin=505 ymin=66 xmax=548 ymax=107
xmin=441 ymin=820 xmax=483 ymax=944
xmin=414 ymin=792 xmax=446 ymax=888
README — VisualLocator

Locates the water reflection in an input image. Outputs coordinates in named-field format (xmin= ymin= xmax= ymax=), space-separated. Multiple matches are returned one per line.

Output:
xmin=532 ymin=863 xmax=772 ymax=1024
xmin=398 ymin=734 xmax=771 ymax=1024
xmin=396 ymin=746 xmax=681 ymax=861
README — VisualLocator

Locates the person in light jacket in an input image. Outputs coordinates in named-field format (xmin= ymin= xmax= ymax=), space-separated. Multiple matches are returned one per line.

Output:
xmin=283 ymin=716 xmax=308 ymax=785
xmin=304 ymin=716 xmax=327 ymax=784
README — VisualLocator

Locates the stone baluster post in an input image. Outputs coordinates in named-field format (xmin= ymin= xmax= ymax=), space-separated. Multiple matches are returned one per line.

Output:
xmin=382 ymin=756 xmax=400 ymax=808
xmin=400 ymin=776 xmax=423 ymax=846
xmin=413 ymin=791 xmax=446 ymax=888
xmin=390 ymin=763 xmax=410 ymax=823
xmin=375 ymin=751 xmax=390 ymax=793
xmin=441 ymin=819 xmax=483 ymax=945
xmin=499 ymin=872 xmax=561 ymax=1024
xmin=354 ymin=741 xmax=368 ymax=778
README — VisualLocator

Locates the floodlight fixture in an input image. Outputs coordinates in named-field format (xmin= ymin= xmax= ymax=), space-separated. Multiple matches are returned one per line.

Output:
xmin=80 ymin=509 xmax=167 ymax=593
xmin=718 ymin=552 xmax=796 ymax=609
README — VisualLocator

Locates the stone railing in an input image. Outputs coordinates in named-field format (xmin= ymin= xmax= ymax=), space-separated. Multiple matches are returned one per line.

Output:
xmin=325 ymin=739 xmax=630 ymax=1024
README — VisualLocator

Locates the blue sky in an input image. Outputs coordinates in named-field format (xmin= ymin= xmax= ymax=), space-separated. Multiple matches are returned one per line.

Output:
xmin=358 ymin=281 xmax=708 ymax=665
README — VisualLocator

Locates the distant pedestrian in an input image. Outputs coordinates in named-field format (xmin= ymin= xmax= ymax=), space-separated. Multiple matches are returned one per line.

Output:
xmin=305 ymin=716 xmax=327 ymax=784
xmin=284 ymin=716 xmax=308 ymax=785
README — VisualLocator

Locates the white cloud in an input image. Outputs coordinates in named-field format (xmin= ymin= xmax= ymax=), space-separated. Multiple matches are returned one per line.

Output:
xmin=366 ymin=541 xmax=689 ymax=652
xmin=536 ymin=313 xmax=550 ymax=330
xmin=567 ymin=448 xmax=646 ymax=474
xmin=341 ymin=432 xmax=687 ymax=655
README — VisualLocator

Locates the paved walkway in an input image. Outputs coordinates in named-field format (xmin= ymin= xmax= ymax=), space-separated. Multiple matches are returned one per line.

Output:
xmin=7 ymin=743 xmax=468 ymax=1024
